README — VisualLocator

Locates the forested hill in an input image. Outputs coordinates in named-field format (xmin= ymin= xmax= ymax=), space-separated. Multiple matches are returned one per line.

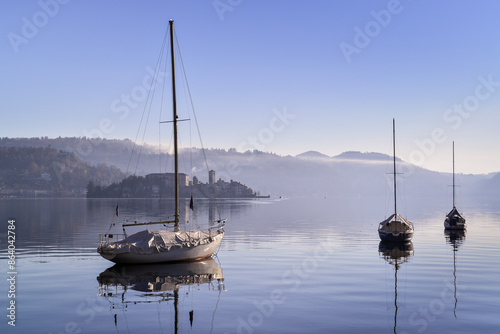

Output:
xmin=0 ymin=137 xmax=140 ymax=170
xmin=1 ymin=137 xmax=498 ymax=200
xmin=0 ymin=146 xmax=125 ymax=197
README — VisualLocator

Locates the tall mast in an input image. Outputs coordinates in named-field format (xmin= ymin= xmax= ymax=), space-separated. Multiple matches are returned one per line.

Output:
xmin=393 ymin=118 xmax=397 ymax=218
xmin=452 ymin=141 xmax=455 ymax=209
xmin=169 ymin=19 xmax=179 ymax=231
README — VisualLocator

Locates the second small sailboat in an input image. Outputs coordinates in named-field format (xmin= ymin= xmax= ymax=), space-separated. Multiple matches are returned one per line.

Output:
xmin=444 ymin=141 xmax=466 ymax=230
xmin=378 ymin=119 xmax=414 ymax=242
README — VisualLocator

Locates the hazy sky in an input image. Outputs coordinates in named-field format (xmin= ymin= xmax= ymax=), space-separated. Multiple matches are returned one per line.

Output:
xmin=2 ymin=0 xmax=500 ymax=174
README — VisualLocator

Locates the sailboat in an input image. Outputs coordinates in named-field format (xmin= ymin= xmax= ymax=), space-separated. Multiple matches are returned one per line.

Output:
xmin=97 ymin=20 xmax=225 ymax=264
xmin=378 ymin=119 xmax=414 ymax=242
xmin=444 ymin=141 xmax=466 ymax=230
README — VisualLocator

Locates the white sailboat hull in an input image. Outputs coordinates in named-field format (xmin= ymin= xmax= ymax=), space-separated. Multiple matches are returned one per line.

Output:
xmin=99 ymin=231 xmax=224 ymax=265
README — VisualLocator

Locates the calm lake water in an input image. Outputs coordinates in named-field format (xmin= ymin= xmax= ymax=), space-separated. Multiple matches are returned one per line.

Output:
xmin=1 ymin=197 xmax=499 ymax=333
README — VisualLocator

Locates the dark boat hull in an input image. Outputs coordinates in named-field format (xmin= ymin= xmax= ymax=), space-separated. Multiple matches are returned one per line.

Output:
xmin=378 ymin=229 xmax=414 ymax=242
xmin=444 ymin=208 xmax=466 ymax=230
xmin=444 ymin=216 xmax=466 ymax=230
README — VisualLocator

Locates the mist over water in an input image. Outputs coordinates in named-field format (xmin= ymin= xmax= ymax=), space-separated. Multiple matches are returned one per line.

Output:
xmin=0 ymin=197 xmax=499 ymax=333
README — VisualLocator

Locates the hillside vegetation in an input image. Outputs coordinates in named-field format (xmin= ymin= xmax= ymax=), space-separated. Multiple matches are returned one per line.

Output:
xmin=0 ymin=146 xmax=125 ymax=197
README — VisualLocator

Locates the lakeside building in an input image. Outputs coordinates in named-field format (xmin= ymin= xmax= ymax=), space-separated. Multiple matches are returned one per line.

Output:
xmin=87 ymin=170 xmax=269 ymax=199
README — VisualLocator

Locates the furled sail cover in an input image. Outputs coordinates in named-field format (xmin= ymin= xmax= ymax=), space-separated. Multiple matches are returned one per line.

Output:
xmin=446 ymin=207 xmax=463 ymax=219
xmin=379 ymin=213 xmax=413 ymax=228
xmin=98 ymin=230 xmax=215 ymax=255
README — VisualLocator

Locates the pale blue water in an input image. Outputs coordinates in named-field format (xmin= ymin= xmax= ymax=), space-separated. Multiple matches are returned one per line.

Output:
xmin=0 ymin=197 xmax=499 ymax=333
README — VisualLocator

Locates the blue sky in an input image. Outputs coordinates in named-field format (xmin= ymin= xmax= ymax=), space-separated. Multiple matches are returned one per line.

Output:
xmin=1 ymin=0 xmax=500 ymax=174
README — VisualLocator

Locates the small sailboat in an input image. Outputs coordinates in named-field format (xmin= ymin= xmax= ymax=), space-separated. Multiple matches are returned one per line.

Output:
xmin=444 ymin=141 xmax=466 ymax=230
xmin=97 ymin=20 xmax=225 ymax=264
xmin=378 ymin=119 xmax=414 ymax=242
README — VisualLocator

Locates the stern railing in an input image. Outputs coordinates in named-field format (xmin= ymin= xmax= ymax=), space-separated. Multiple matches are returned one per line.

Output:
xmin=98 ymin=233 xmax=126 ymax=247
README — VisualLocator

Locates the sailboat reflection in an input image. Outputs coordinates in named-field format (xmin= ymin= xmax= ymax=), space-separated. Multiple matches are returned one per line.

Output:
xmin=379 ymin=241 xmax=414 ymax=334
xmin=444 ymin=229 xmax=466 ymax=318
xmin=97 ymin=258 xmax=224 ymax=333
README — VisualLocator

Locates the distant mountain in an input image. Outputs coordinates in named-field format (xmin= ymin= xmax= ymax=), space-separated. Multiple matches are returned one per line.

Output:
xmin=334 ymin=151 xmax=400 ymax=162
xmin=295 ymin=150 xmax=401 ymax=162
xmin=473 ymin=171 xmax=500 ymax=196
xmin=296 ymin=151 xmax=331 ymax=159
xmin=1 ymin=137 xmax=498 ymax=200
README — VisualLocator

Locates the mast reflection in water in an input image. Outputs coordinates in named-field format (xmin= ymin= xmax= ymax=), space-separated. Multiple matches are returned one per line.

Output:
xmin=378 ymin=241 xmax=414 ymax=334
xmin=444 ymin=229 xmax=466 ymax=318
xmin=97 ymin=258 xmax=224 ymax=333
